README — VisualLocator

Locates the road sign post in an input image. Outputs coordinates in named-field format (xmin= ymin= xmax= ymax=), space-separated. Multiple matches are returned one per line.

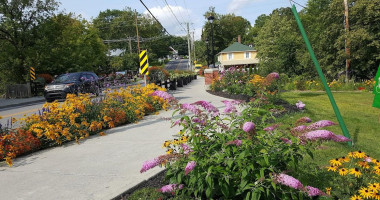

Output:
xmin=139 ymin=50 xmax=149 ymax=86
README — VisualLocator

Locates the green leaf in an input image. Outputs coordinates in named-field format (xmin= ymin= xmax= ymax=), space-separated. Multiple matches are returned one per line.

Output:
xmin=206 ymin=187 xmax=212 ymax=198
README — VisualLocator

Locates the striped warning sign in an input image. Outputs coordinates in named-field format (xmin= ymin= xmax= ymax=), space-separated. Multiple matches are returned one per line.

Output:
xmin=139 ymin=50 xmax=149 ymax=75
xmin=30 ymin=67 xmax=36 ymax=81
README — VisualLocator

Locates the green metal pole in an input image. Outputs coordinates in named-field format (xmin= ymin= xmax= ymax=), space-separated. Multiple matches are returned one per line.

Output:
xmin=291 ymin=5 xmax=352 ymax=146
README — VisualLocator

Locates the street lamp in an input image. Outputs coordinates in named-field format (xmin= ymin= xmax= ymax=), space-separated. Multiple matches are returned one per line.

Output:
xmin=207 ymin=15 xmax=215 ymax=68
xmin=205 ymin=38 xmax=210 ymax=68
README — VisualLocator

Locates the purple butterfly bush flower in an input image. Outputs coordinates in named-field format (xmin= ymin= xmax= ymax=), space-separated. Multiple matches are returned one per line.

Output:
xmin=296 ymin=100 xmax=306 ymax=110
xmin=226 ymin=140 xmax=242 ymax=147
xmin=222 ymin=100 xmax=242 ymax=114
xmin=331 ymin=135 xmax=351 ymax=142
xmin=181 ymin=144 xmax=193 ymax=155
xmin=305 ymin=186 xmax=326 ymax=197
xmin=192 ymin=101 xmax=219 ymax=116
xmin=274 ymin=173 xmax=304 ymax=190
xmin=185 ymin=161 xmax=196 ymax=175
xmin=306 ymin=120 xmax=336 ymax=131
xmin=292 ymin=125 xmax=307 ymax=133
xmin=268 ymin=72 xmax=280 ymax=79
xmin=280 ymin=138 xmax=293 ymax=145
xmin=159 ymin=184 xmax=184 ymax=193
xmin=181 ymin=103 xmax=201 ymax=115
xmin=303 ymin=130 xmax=334 ymax=141
xmin=151 ymin=90 xmax=175 ymax=102
xmin=263 ymin=124 xmax=280 ymax=132
xmin=192 ymin=118 xmax=206 ymax=125
xmin=140 ymin=157 xmax=160 ymax=173
xmin=243 ymin=122 xmax=255 ymax=133
xmin=295 ymin=117 xmax=312 ymax=125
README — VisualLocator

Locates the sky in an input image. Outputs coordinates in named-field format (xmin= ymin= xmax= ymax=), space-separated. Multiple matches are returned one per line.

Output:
xmin=57 ymin=0 xmax=309 ymax=40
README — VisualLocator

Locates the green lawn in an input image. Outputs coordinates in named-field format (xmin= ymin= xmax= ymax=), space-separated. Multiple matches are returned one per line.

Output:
xmin=279 ymin=91 xmax=379 ymax=165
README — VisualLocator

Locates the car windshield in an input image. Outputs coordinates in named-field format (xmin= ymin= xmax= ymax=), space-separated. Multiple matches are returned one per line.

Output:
xmin=195 ymin=66 xmax=201 ymax=69
xmin=54 ymin=73 xmax=80 ymax=83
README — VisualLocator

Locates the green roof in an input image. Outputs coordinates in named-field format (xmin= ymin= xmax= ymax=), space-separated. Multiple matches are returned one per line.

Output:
xmin=220 ymin=42 xmax=255 ymax=53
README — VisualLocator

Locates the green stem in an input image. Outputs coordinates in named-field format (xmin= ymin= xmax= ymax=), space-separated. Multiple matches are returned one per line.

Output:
xmin=291 ymin=5 xmax=352 ymax=147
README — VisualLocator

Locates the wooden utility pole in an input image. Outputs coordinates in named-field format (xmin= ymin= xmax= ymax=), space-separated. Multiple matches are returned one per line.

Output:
xmin=344 ymin=0 xmax=351 ymax=82
xmin=135 ymin=10 xmax=140 ymax=53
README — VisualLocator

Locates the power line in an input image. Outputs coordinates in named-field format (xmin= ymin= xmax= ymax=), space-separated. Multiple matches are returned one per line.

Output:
xmin=163 ymin=0 xmax=187 ymax=33
xmin=139 ymin=0 xmax=172 ymax=36
xmin=289 ymin=0 xmax=306 ymax=9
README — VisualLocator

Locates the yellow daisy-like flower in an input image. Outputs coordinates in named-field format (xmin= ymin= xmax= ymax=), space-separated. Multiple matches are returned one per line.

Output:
xmin=329 ymin=158 xmax=342 ymax=167
xmin=359 ymin=187 xmax=372 ymax=199
xmin=354 ymin=151 xmax=366 ymax=159
xmin=373 ymin=159 xmax=380 ymax=166
xmin=327 ymin=166 xmax=338 ymax=172
xmin=357 ymin=161 xmax=370 ymax=169
xmin=373 ymin=192 xmax=380 ymax=200
xmin=374 ymin=166 xmax=380 ymax=174
xmin=162 ymin=140 xmax=170 ymax=148
xmin=368 ymin=183 xmax=379 ymax=193
xmin=339 ymin=156 xmax=350 ymax=163
xmin=350 ymin=195 xmax=362 ymax=200
xmin=339 ymin=168 xmax=349 ymax=176
xmin=348 ymin=152 xmax=355 ymax=158
xmin=166 ymin=148 xmax=173 ymax=155
xmin=325 ymin=187 xmax=331 ymax=196
xmin=374 ymin=183 xmax=380 ymax=189
xmin=349 ymin=168 xmax=362 ymax=178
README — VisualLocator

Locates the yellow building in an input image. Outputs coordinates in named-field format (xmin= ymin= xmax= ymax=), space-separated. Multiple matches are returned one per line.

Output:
xmin=217 ymin=42 xmax=259 ymax=69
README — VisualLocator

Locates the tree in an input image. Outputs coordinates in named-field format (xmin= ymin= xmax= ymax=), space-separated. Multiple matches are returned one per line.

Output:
xmin=32 ymin=13 xmax=107 ymax=75
xmin=255 ymin=8 xmax=303 ymax=75
xmin=0 ymin=0 xmax=58 ymax=83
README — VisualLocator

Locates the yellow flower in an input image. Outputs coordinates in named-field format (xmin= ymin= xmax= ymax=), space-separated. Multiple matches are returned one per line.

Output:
xmin=348 ymin=152 xmax=355 ymax=158
xmin=358 ymin=187 xmax=372 ymax=199
xmin=327 ymin=166 xmax=338 ymax=172
xmin=329 ymin=158 xmax=342 ymax=167
xmin=325 ymin=187 xmax=331 ymax=196
xmin=166 ymin=149 xmax=173 ymax=155
xmin=373 ymin=192 xmax=380 ymax=200
xmin=369 ymin=183 xmax=379 ymax=193
xmin=349 ymin=168 xmax=362 ymax=177
xmin=373 ymin=159 xmax=380 ymax=166
xmin=339 ymin=156 xmax=350 ymax=163
xmin=339 ymin=168 xmax=349 ymax=176
xmin=350 ymin=195 xmax=362 ymax=200
xmin=353 ymin=151 xmax=366 ymax=159
xmin=357 ymin=161 xmax=370 ymax=169
xmin=162 ymin=140 xmax=170 ymax=148
xmin=99 ymin=132 xmax=106 ymax=136
xmin=5 ymin=156 xmax=13 ymax=167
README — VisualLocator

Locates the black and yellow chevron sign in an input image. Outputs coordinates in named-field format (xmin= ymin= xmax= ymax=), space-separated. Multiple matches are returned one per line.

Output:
xmin=30 ymin=67 xmax=36 ymax=81
xmin=139 ymin=50 xmax=149 ymax=75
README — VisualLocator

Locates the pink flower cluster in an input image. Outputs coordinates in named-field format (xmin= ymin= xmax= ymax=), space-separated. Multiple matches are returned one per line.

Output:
xmin=151 ymin=90 xmax=175 ymax=102
xmin=181 ymin=144 xmax=193 ymax=155
xmin=226 ymin=140 xmax=242 ymax=146
xmin=296 ymin=100 xmax=305 ymax=110
xmin=181 ymin=103 xmax=201 ymax=115
xmin=263 ymin=124 xmax=280 ymax=132
xmin=243 ymin=122 xmax=255 ymax=133
xmin=295 ymin=117 xmax=312 ymax=125
xmin=304 ymin=130 xmax=351 ymax=142
xmin=280 ymin=137 xmax=292 ymax=145
xmin=306 ymin=120 xmax=336 ymax=131
xmin=274 ymin=173 xmax=304 ymax=190
xmin=222 ymin=100 xmax=241 ymax=114
xmin=159 ymin=184 xmax=184 ymax=193
xmin=193 ymin=101 xmax=219 ymax=116
xmin=172 ymin=119 xmax=187 ymax=127
xmin=185 ymin=161 xmax=196 ymax=175
xmin=306 ymin=186 xmax=325 ymax=197
xmin=140 ymin=157 xmax=160 ymax=173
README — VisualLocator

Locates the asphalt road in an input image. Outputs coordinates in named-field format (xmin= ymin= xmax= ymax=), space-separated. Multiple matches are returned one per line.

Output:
xmin=165 ymin=59 xmax=189 ymax=71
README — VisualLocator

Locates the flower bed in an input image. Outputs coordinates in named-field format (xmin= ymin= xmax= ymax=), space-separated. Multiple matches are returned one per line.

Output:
xmin=0 ymin=84 xmax=175 ymax=167
xmin=138 ymin=94 xmax=354 ymax=199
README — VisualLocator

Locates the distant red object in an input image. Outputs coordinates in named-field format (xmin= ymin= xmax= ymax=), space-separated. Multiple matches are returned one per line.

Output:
xmin=358 ymin=87 xmax=365 ymax=90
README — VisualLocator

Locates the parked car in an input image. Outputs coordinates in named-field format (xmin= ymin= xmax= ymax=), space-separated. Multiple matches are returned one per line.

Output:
xmin=44 ymin=72 xmax=101 ymax=102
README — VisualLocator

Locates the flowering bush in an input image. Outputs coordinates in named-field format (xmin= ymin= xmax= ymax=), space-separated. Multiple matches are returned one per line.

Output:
xmin=210 ymin=68 xmax=280 ymax=103
xmin=140 ymin=98 xmax=351 ymax=199
xmin=325 ymin=150 xmax=380 ymax=199
xmin=1 ymin=84 xmax=174 ymax=166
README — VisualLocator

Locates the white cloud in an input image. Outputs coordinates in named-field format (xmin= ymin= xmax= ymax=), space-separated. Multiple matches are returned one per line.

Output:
xmin=227 ymin=0 xmax=263 ymax=14
xmin=144 ymin=5 xmax=191 ymax=36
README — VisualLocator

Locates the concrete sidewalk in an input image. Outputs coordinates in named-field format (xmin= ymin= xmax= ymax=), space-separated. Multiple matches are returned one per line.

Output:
xmin=0 ymin=77 xmax=230 ymax=200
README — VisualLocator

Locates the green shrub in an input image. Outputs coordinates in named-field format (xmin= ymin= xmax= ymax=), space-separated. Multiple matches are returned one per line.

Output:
xmin=128 ymin=187 xmax=165 ymax=200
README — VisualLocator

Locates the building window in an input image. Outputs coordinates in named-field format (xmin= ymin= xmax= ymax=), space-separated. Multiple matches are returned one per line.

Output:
xmin=245 ymin=52 xmax=251 ymax=59
xmin=228 ymin=53 xmax=233 ymax=60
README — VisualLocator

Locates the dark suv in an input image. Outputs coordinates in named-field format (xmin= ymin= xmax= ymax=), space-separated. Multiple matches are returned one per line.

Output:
xmin=44 ymin=72 xmax=101 ymax=102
